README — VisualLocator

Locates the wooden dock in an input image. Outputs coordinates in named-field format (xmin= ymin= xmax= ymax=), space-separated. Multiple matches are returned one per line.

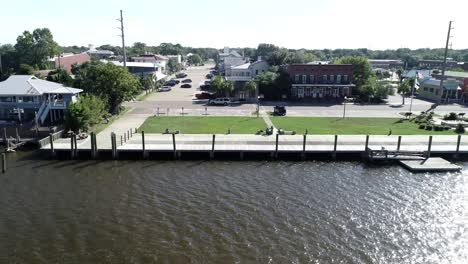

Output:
xmin=399 ymin=158 xmax=461 ymax=172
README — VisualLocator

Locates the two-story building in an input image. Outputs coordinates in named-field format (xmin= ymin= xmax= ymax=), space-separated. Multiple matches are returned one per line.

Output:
xmin=225 ymin=60 xmax=269 ymax=100
xmin=368 ymin=59 xmax=404 ymax=70
xmin=418 ymin=59 xmax=459 ymax=69
xmin=108 ymin=61 xmax=167 ymax=82
xmin=285 ymin=64 xmax=354 ymax=100
xmin=218 ymin=47 xmax=246 ymax=75
xmin=48 ymin=53 xmax=91 ymax=73
xmin=0 ymin=75 xmax=82 ymax=124
xmin=131 ymin=54 xmax=168 ymax=72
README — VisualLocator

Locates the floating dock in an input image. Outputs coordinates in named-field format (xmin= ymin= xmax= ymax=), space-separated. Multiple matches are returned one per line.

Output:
xmin=399 ymin=158 xmax=461 ymax=172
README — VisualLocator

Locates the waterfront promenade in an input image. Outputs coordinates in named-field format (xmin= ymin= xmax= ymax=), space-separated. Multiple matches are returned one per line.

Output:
xmin=44 ymin=133 xmax=468 ymax=155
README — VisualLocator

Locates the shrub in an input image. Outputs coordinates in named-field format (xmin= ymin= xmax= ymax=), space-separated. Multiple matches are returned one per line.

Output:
xmin=419 ymin=124 xmax=426 ymax=129
xmin=443 ymin=126 xmax=451 ymax=130
xmin=425 ymin=125 xmax=433 ymax=130
xmin=444 ymin=112 xmax=458 ymax=121
xmin=455 ymin=123 xmax=465 ymax=134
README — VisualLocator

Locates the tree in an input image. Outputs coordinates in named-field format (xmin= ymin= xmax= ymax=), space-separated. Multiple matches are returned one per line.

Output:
xmin=256 ymin=44 xmax=279 ymax=59
xmin=73 ymin=61 xmax=141 ymax=113
xmin=188 ymin=54 xmax=202 ymax=65
xmin=244 ymin=80 xmax=257 ymax=95
xmin=17 ymin=64 xmax=35 ymax=75
xmin=222 ymin=80 xmax=234 ymax=96
xmin=256 ymin=71 xmax=280 ymax=99
xmin=334 ymin=56 xmax=373 ymax=88
xmin=14 ymin=28 xmax=60 ymax=68
xmin=397 ymin=79 xmax=412 ymax=105
xmin=210 ymin=76 xmax=234 ymax=96
xmin=167 ymin=58 xmax=182 ymax=73
xmin=65 ymin=95 xmax=108 ymax=132
xmin=139 ymin=74 xmax=155 ymax=90
xmin=395 ymin=68 xmax=403 ymax=84
xmin=131 ymin=42 xmax=147 ymax=56
xmin=46 ymin=68 xmax=73 ymax=86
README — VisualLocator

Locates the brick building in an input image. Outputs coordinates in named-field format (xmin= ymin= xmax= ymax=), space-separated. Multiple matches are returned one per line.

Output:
xmin=285 ymin=64 xmax=354 ymax=100
xmin=51 ymin=53 xmax=91 ymax=73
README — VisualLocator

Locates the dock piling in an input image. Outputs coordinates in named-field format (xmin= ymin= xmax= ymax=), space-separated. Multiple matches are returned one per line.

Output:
xmin=427 ymin=135 xmax=433 ymax=158
xmin=456 ymin=134 xmax=461 ymax=153
xmin=142 ymin=131 xmax=147 ymax=159
xmin=1 ymin=153 xmax=6 ymax=173
xmin=2 ymin=128 xmax=6 ymax=146
xmin=332 ymin=135 xmax=338 ymax=159
xmin=172 ymin=133 xmax=177 ymax=159
xmin=302 ymin=134 xmax=307 ymax=160
xmin=70 ymin=133 xmax=75 ymax=159
xmin=275 ymin=134 xmax=279 ymax=159
xmin=210 ymin=134 xmax=215 ymax=159
xmin=73 ymin=134 xmax=78 ymax=158
xmin=111 ymin=132 xmax=117 ymax=159
xmin=15 ymin=127 xmax=20 ymax=143
xmin=365 ymin=135 xmax=369 ymax=150
xmin=49 ymin=133 xmax=55 ymax=157
xmin=397 ymin=136 xmax=402 ymax=151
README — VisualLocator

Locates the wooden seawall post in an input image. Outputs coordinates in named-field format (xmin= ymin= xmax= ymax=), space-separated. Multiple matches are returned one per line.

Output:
xmin=1 ymin=153 xmax=6 ymax=173
xmin=210 ymin=134 xmax=215 ymax=160
xmin=2 ymin=128 xmax=6 ymax=146
xmin=49 ymin=133 xmax=55 ymax=157
xmin=73 ymin=134 xmax=78 ymax=158
xmin=90 ymin=132 xmax=97 ymax=159
xmin=397 ymin=136 xmax=402 ymax=151
xmin=172 ymin=133 xmax=177 ymax=159
xmin=111 ymin=132 xmax=117 ymax=159
xmin=454 ymin=134 xmax=462 ymax=159
xmin=332 ymin=135 xmax=338 ymax=160
xmin=427 ymin=135 xmax=433 ymax=158
xmin=274 ymin=134 xmax=279 ymax=159
xmin=301 ymin=134 xmax=307 ymax=160
xmin=70 ymin=133 xmax=75 ymax=159
xmin=142 ymin=131 xmax=148 ymax=159
xmin=15 ymin=127 xmax=20 ymax=144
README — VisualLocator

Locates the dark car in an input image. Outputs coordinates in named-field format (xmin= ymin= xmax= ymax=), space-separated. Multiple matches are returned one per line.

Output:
xmin=164 ymin=81 xmax=176 ymax=87
xmin=182 ymin=79 xmax=192 ymax=83
xmin=273 ymin=106 xmax=286 ymax=116
xmin=181 ymin=84 xmax=192 ymax=88
xmin=176 ymin=73 xmax=187 ymax=78
xmin=206 ymin=73 xmax=213 ymax=79
xmin=170 ymin=79 xmax=180 ymax=84
xmin=195 ymin=92 xmax=215 ymax=99
xmin=199 ymin=84 xmax=211 ymax=91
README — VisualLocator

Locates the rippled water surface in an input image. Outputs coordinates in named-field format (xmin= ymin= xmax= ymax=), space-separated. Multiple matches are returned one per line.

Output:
xmin=0 ymin=152 xmax=467 ymax=263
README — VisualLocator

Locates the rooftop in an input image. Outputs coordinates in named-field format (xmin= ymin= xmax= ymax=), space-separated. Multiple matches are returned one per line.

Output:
xmin=0 ymin=75 xmax=82 ymax=95
xmin=106 ymin=61 xmax=165 ymax=68
xmin=435 ymin=71 xmax=468 ymax=78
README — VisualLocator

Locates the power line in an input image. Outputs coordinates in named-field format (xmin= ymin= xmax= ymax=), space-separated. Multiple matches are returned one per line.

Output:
xmin=440 ymin=20 xmax=454 ymax=103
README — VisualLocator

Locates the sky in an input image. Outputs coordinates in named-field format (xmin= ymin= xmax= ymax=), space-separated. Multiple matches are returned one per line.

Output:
xmin=0 ymin=0 xmax=467 ymax=50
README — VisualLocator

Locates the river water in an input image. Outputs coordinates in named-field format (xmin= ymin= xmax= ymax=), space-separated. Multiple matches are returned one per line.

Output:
xmin=0 ymin=152 xmax=467 ymax=263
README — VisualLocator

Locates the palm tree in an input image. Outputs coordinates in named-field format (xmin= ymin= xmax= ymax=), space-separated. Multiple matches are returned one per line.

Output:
xmin=397 ymin=79 xmax=411 ymax=105
xmin=395 ymin=68 xmax=403 ymax=84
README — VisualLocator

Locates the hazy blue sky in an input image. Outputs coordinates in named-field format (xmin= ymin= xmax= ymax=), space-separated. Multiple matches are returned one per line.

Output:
xmin=1 ymin=0 xmax=467 ymax=50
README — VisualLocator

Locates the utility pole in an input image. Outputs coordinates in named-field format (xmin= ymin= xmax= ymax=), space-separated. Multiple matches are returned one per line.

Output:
xmin=440 ymin=21 xmax=454 ymax=103
xmin=118 ymin=10 xmax=127 ymax=67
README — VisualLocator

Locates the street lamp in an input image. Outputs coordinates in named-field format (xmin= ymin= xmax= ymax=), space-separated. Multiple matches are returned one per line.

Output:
xmin=343 ymin=96 xmax=347 ymax=119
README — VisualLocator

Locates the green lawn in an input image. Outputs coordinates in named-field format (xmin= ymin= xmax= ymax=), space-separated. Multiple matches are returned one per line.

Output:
xmin=139 ymin=116 xmax=267 ymax=134
xmin=271 ymin=117 xmax=461 ymax=135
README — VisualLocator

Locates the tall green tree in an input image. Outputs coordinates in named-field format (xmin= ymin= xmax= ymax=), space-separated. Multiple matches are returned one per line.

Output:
xmin=74 ymin=61 xmax=141 ymax=113
xmin=397 ymin=79 xmax=412 ymax=105
xmin=65 ymin=95 xmax=108 ymax=132
xmin=167 ymin=58 xmax=182 ymax=73
xmin=46 ymin=68 xmax=73 ymax=86
xmin=14 ymin=28 xmax=60 ymax=68
xmin=188 ymin=54 xmax=202 ymax=65
xmin=131 ymin=42 xmax=147 ymax=56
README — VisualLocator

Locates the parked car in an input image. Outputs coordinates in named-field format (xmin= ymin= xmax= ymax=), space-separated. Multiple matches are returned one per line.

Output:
xmin=176 ymin=73 xmax=187 ymax=78
xmin=181 ymin=84 xmax=192 ymax=88
xmin=209 ymin=97 xmax=231 ymax=106
xmin=199 ymin=84 xmax=211 ymax=91
xmin=164 ymin=81 xmax=176 ymax=86
xmin=170 ymin=79 xmax=180 ymax=84
xmin=182 ymin=79 xmax=192 ymax=83
xmin=204 ymin=80 xmax=211 ymax=85
xmin=195 ymin=91 xmax=215 ymax=100
xmin=159 ymin=86 xmax=172 ymax=92
xmin=206 ymin=73 xmax=213 ymax=79
xmin=273 ymin=106 xmax=286 ymax=116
